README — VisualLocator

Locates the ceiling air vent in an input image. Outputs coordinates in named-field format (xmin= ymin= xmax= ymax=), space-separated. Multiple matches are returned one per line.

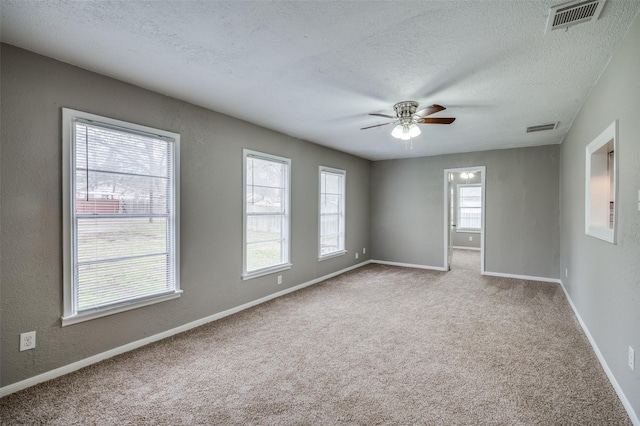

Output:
xmin=545 ymin=0 xmax=606 ymax=33
xmin=526 ymin=122 xmax=559 ymax=133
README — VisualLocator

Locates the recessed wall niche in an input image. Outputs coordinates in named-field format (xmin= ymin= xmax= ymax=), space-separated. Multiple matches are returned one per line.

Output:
xmin=585 ymin=120 xmax=618 ymax=244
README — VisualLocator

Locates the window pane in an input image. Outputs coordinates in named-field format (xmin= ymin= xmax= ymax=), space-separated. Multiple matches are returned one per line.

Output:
xmin=246 ymin=240 xmax=283 ymax=271
xmin=77 ymin=217 xmax=167 ymax=263
xmin=323 ymin=173 xmax=342 ymax=194
xmin=246 ymin=186 xmax=284 ymax=214
xmin=77 ymin=254 xmax=171 ymax=311
xmin=460 ymin=186 xmax=482 ymax=207
xmin=248 ymin=157 xmax=284 ymax=188
xmin=246 ymin=215 xmax=283 ymax=243
xmin=321 ymin=194 xmax=341 ymax=214
xmin=320 ymin=235 xmax=339 ymax=256
xmin=77 ymin=124 xmax=169 ymax=178
xmin=459 ymin=208 xmax=482 ymax=229
xmin=321 ymin=214 xmax=340 ymax=236
xmin=76 ymin=171 xmax=169 ymax=215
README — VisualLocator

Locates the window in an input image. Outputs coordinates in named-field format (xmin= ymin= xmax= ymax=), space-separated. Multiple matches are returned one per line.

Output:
xmin=62 ymin=109 xmax=180 ymax=326
xmin=457 ymin=184 xmax=482 ymax=231
xmin=319 ymin=167 xmax=346 ymax=258
xmin=243 ymin=150 xmax=291 ymax=279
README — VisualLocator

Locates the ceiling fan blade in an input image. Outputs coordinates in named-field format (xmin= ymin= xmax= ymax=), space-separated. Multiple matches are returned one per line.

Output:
xmin=417 ymin=117 xmax=456 ymax=124
xmin=416 ymin=104 xmax=446 ymax=117
xmin=360 ymin=121 xmax=395 ymax=130
xmin=369 ymin=113 xmax=397 ymax=119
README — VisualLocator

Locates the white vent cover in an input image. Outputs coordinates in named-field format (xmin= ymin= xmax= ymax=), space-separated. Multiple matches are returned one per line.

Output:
xmin=526 ymin=122 xmax=559 ymax=133
xmin=546 ymin=0 xmax=606 ymax=33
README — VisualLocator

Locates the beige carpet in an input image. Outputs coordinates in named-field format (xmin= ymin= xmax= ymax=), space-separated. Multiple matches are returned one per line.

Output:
xmin=0 ymin=250 xmax=631 ymax=425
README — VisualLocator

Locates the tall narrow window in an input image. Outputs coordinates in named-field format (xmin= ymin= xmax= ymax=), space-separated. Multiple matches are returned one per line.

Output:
xmin=319 ymin=167 xmax=346 ymax=258
xmin=243 ymin=150 xmax=291 ymax=279
xmin=62 ymin=109 xmax=180 ymax=326
xmin=457 ymin=184 xmax=482 ymax=231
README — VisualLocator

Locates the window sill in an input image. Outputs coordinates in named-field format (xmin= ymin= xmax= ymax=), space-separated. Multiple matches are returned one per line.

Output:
xmin=456 ymin=229 xmax=481 ymax=234
xmin=61 ymin=290 xmax=183 ymax=327
xmin=242 ymin=264 xmax=292 ymax=281
xmin=318 ymin=250 xmax=347 ymax=261
xmin=586 ymin=226 xmax=615 ymax=244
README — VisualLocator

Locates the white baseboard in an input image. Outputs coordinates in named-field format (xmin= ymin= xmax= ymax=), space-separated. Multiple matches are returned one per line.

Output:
xmin=0 ymin=260 xmax=371 ymax=398
xmin=482 ymin=270 xmax=561 ymax=284
xmin=452 ymin=246 xmax=481 ymax=251
xmin=558 ymin=280 xmax=639 ymax=426
xmin=370 ymin=259 xmax=448 ymax=272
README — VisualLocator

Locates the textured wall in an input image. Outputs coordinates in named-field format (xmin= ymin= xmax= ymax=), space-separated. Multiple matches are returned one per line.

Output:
xmin=0 ymin=44 xmax=371 ymax=387
xmin=559 ymin=14 xmax=640 ymax=419
xmin=371 ymin=145 xmax=560 ymax=278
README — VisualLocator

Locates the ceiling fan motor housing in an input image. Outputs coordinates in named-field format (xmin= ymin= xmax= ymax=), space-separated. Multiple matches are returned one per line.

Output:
xmin=394 ymin=101 xmax=419 ymax=124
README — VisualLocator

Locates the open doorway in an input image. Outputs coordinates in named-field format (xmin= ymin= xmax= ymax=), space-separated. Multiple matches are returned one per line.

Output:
xmin=443 ymin=166 xmax=486 ymax=273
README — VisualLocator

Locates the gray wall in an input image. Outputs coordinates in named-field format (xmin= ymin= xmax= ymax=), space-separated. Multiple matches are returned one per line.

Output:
xmin=450 ymin=172 xmax=482 ymax=250
xmin=0 ymin=44 xmax=371 ymax=387
xmin=559 ymin=14 xmax=640 ymax=417
xmin=371 ymin=145 xmax=560 ymax=278
xmin=451 ymin=231 xmax=481 ymax=250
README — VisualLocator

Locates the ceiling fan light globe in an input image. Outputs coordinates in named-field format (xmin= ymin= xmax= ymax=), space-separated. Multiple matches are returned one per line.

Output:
xmin=400 ymin=132 xmax=411 ymax=141
xmin=461 ymin=172 xmax=468 ymax=179
xmin=391 ymin=124 xmax=403 ymax=139
xmin=408 ymin=124 xmax=421 ymax=138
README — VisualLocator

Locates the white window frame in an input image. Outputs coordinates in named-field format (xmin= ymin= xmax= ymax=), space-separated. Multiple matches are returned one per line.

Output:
xmin=457 ymin=183 xmax=482 ymax=232
xmin=318 ymin=166 xmax=346 ymax=260
xmin=62 ymin=108 xmax=181 ymax=326
xmin=242 ymin=149 xmax=291 ymax=279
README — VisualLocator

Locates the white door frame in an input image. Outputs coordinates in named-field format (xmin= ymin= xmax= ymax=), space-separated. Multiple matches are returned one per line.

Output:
xmin=443 ymin=166 xmax=486 ymax=273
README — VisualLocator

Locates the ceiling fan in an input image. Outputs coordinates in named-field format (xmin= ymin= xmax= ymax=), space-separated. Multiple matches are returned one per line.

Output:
xmin=361 ymin=101 xmax=456 ymax=141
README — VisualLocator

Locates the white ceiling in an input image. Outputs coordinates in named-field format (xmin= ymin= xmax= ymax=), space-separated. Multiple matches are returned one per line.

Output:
xmin=1 ymin=1 xmax=639 ymax=160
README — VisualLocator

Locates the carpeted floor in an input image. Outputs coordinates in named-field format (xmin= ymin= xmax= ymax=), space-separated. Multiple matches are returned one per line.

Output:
xmin=0 ymin=250 xmax=631 ymax=425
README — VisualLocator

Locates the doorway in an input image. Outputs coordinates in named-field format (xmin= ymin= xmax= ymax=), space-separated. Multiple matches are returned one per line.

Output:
xmin=443 ymin=166 xmax=486 ymax=272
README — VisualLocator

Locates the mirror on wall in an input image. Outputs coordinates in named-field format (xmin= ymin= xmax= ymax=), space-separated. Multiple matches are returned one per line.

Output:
xmin=585 ymin=120 xmax=617 ymax=244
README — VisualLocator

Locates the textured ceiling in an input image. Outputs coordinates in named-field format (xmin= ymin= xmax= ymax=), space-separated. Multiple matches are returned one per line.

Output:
xmin=1 ymin=1 xmax=639 ymax=160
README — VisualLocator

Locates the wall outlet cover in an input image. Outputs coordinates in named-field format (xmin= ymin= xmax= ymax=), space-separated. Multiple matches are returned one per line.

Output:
xmin=20 ymin=331 xmax=36 ymax=351
xmin=629 ymin=346 xmax=635 ymax=371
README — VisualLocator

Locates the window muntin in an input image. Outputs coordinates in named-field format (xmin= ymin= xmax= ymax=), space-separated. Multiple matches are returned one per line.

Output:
xmin=243 ymin=150 xmax=291 ymax=278
xmin=457 ymin=184 xmax=482 ymax=231
xmin=319 ymin=167 xmax=346 ymax=258
xmin=62 ymin=109 xmax=180 ymax=325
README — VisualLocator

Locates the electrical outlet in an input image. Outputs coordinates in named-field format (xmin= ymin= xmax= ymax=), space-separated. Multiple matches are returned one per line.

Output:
xmin=20 ymin=331 xmax=36 ymax=351
xmin=355 ymin=252 xmax=359 ymax=259
xmin=468 ymin=236 xmax=473 ymax=241
xmin=565 ymin=268 xmax=568 ymax=278
xmin=277 ymin=275 xmax=282 ymax=285
xmin=363 ymin=248 xmax=366 ymax=254
xmin=629 ymin=346 xmax=635 ymax=371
